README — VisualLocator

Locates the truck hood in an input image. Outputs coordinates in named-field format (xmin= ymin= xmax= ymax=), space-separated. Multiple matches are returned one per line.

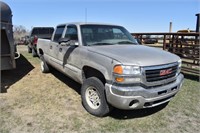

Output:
xmin=87 ymin=45 xmax=180 ymax=66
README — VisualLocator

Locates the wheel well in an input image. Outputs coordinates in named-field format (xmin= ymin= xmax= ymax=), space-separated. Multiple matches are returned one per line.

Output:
xmin=38 ymin=48 xmax=44 ymax=55
xmin=83 ymin=66 xmax=106 ymax=84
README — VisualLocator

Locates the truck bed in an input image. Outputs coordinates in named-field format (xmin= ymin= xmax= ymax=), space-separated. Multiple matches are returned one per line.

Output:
xmin=37 ymin=38 xmax=51 ymax=54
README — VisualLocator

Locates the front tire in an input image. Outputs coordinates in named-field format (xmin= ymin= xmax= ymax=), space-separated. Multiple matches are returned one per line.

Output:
xmin=40 ymin=56 xmax=49 ymax=73
xmin=81 ymin=77 xmax=111 ymax=117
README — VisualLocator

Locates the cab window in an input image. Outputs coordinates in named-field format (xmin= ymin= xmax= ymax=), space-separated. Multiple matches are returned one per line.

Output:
xmin=65 ymin=25 xmax=78 ymax=41
xmin=53 ymin=26 xmax=65 ymax=42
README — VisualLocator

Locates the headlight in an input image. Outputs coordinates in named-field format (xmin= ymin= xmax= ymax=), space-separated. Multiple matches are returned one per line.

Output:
xmin=113 ymin=65 xmax=141 ymax=75
xmin=113 ymin=65 xmax=141 ymax=83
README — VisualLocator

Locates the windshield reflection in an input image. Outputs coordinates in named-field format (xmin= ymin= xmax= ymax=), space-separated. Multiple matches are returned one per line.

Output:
xmin=80 ymin=25 xmax=138 ymax=46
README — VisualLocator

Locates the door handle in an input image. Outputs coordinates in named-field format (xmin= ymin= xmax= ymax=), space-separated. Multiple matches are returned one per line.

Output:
xmin=50 ymin=45 xmax=52 ymax=49
xmin=59 ymin=48 xmax=62 ymax=52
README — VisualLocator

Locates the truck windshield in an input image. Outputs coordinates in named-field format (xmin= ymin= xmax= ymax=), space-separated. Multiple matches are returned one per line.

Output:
xmin=80 ymin=25 xmax=138 ymax=46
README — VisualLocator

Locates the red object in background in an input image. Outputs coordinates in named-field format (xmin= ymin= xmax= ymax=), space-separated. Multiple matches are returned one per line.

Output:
xmin=33 ymin=36 xmax=38 ymax=45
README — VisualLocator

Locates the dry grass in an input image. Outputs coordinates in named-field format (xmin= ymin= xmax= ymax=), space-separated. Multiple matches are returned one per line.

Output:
xmin=0 ymin=45 xmax=200 ymax=133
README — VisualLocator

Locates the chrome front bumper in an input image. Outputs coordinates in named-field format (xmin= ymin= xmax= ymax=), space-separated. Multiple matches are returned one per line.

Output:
xmin=105 ymin=74 xmax=184 ymax=110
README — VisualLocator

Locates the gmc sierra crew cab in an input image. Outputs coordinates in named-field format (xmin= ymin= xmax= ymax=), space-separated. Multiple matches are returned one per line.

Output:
xmin=37 ymin=22 xmax=184 ymax=117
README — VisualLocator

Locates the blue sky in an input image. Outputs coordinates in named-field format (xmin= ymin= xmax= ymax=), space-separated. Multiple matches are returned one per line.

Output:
xmin=2 ymin=0 xmax=200 ymax=32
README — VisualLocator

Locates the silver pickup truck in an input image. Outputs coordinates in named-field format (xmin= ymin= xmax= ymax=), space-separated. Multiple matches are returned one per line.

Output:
xmin=37 ymin=22 xmax=184 ymax=117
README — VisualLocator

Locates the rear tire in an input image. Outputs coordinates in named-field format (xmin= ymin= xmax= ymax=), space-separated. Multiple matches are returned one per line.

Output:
xmin=40 ymin=56 xmax=49 ymax=73
xmin=81 ymin=77 xmax=111 ymax=117
xmin=28 ymin=46 xmax=32 ymax=53
xmin=32 ymin=48 xmax=37 ymax=57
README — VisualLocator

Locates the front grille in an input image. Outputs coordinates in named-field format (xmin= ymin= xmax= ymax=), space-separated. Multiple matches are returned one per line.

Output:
xmin=145 ymin=64 xmax=178 ymax=82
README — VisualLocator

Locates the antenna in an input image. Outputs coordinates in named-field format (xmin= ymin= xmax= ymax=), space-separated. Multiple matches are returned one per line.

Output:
xmin=169 ymin=22 xmax=172 ymax=33
xmin=85 ymin=8 xmax=87 ymax=23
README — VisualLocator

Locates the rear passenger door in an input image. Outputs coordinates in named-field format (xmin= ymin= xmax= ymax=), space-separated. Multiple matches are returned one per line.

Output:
xmin=48 ymin=25 xmax=65 ymax=68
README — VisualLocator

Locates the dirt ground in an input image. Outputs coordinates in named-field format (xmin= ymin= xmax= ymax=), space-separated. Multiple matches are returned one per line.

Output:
xmin=0 ymin=45 xmax=200 ymax=133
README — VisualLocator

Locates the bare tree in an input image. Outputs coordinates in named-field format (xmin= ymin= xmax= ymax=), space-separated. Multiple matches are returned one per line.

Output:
xmin=13 ymin=25 xmax=29 ymax=43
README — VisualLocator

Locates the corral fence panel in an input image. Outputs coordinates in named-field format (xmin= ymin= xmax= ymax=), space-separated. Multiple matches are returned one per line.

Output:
xmin=132 ymin=32 xmax=200 ymax=75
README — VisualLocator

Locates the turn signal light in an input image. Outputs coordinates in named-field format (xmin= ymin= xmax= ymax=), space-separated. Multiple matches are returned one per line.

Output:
xmin=115 ymin=77 xmax=124 ymax=82
xmin=113 ymin=65 xmax=123 ymax=74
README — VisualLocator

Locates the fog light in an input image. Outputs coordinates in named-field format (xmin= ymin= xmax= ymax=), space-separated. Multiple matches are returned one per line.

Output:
xmin=124 ymin=78 xmax=141 ymax=83
xmin=129 ymin=100 xmax=139 ymax=108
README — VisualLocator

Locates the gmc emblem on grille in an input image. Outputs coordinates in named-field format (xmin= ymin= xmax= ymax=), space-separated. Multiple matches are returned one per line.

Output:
xmin=160 ymin=68 xmax=172 ymax=76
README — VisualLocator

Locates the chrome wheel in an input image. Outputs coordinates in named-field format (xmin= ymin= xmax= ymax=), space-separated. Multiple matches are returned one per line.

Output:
xmin=85 ymin=86 xmax=101 ymax=109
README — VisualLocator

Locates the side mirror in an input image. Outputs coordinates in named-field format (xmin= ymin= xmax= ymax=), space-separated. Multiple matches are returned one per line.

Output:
xmin=58 ymin=38 xmax=70 ymax=45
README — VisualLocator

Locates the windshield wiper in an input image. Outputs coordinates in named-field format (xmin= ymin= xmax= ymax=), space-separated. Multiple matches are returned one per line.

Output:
xmin=88 ymin=43 xmax=113 ymax=46
xmin=117 ymin=41 xmax=138 ymax=44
